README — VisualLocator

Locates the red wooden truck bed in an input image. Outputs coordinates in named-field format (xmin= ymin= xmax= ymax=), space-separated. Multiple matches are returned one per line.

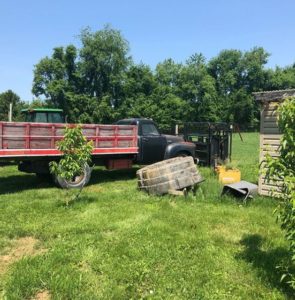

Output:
xmin=0 ymin=122 xmax=138 ymax=159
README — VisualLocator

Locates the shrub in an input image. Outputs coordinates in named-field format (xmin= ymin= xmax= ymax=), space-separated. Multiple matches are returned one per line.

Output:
xmin=265 ymin=97 xmax=295 ymax=289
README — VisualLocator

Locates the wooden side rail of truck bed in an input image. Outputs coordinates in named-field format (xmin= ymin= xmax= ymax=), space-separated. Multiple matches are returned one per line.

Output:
xmin=0 ymin=122 xmax=138 ymax=159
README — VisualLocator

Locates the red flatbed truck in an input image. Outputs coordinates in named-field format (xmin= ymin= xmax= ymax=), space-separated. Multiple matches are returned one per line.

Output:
xmin=0 ymin=121 xmax=138 ymax=188
xmin=0 ymin=109 xmax=196 ymax=188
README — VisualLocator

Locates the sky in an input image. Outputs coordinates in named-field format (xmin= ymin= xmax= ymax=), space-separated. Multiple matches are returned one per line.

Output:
xmin=0 ymin=0 xmax=295 ymax=101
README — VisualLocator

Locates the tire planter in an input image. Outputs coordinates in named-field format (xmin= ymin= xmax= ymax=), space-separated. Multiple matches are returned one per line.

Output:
xmin=54 ymin=164 xmax=92 ymax=189
xmin=136 ymin=157 xmax=202 ymax=195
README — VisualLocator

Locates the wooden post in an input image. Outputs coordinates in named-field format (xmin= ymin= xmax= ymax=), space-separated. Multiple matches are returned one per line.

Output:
xmin=95 ymin=125 xmax=99 ymax=148
xmin=25 ymin=124 xmax=30 ymax=149
xmin=114 ymin=126 xmax=118 ymax=147
xmin=51 ymin=125 xmax=55 ymax=148
xmin=0 ymin=123 xmax=2 ymax=149
xmin=8 ymin=103 xmax=12 ymax=122
xmin=133 ymin=126 xmax=137 ymax=147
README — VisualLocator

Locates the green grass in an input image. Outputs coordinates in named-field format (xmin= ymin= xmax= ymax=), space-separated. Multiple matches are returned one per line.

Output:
xmin=0 ymin=133 xmax=293 ymax=299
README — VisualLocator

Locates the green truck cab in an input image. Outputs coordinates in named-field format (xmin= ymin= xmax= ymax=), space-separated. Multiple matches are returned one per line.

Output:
xmin=21 ymin=108 xmax=65 ymax=123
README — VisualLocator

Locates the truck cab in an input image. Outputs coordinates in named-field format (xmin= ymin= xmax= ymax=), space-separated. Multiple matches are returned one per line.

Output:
xmin=116 ymin=118 xmax=196 ymax=164
xmin=21 ymin=108 xmax=65 ymax=123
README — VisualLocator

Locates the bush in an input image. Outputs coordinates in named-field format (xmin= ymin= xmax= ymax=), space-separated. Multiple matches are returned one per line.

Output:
xmin=265 ymin=97 xmax=295 ymax=289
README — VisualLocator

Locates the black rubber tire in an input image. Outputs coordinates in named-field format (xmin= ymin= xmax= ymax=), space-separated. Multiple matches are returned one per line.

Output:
xmin=54 ymin=164 xmax=92 ymax=189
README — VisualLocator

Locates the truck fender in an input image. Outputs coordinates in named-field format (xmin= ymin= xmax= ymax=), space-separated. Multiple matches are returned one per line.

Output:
xmin=164 ymin=142 xmax=196 ymax=160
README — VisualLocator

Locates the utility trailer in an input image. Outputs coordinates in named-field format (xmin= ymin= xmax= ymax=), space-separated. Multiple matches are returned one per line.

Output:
xmin=183 ymin=122 xmax=232 ymax=166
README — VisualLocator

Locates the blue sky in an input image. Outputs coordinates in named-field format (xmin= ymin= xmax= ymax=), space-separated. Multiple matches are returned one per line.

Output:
xmin=1 ymin=0 xmax=295 ymax=101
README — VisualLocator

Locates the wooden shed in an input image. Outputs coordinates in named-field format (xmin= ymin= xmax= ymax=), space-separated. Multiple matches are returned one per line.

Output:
xmin=253 ymin=89 xmax=295 ymax=196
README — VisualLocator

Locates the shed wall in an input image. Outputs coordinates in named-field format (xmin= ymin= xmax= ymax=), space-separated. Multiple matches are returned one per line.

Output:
xmin=259 ymin=101 xmax=282 ymax=196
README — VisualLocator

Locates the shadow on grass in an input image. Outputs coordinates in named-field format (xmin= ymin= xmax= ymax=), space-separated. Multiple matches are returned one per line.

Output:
xmin=0 ymin=167 xmax=140 ymax=195
xmin=236 ymin=234 xmax=294 ymax=297
xmin=0 ymin=174 xmax=55 ymax=195
xmin=88 ymin=167 xmax=139 ymax=185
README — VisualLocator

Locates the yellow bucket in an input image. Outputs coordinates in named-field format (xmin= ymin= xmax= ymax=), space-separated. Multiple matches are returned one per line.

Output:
xmin=216 ymin=166 xmax=241 ymax=184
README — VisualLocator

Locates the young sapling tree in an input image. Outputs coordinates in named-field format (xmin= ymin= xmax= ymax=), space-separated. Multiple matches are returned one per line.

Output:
xmin=50 ymin=125 xmax=93 ymax=205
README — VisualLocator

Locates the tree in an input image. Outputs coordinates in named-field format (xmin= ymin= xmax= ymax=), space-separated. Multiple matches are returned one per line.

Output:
xmin=50 ymin=125 xmax=93 ymax=205
xmin=79 ymin=25 xmax=131 ymax=108
xmin=32 ymin=25 xmax=294 ymax=130
xmin=265 ymin=98 xmax=295 ymax=289
xmin=123 ymin=64 xmax=156 ymax=97
xmin=267 ymin=65 xmax=295 ymax=90
xmin=207 ymin=48 xmax=270 ymax=128
xmin=149 ymin=91 xmax=192 ymax=131
xmin=0 ymin=90 xmax=25 ymax=121
xmin=118 ymin=64 xmax=157 ymax=119
xmin=32 ymin=26 xmax=131 ymax=123
xmin=179 ymin=54 xmax=219 ymax=122
xmin=155 ymin=58 xmax=182 ymax=91
xmin=32 ymin=45 xmax=79 ymax=117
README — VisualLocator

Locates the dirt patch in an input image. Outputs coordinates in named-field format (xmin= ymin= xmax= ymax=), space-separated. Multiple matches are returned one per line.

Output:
xmin=0 ymin=237 xmax=47 ymax=276
xmin=31 ymin=290 xmax=51 ymax=300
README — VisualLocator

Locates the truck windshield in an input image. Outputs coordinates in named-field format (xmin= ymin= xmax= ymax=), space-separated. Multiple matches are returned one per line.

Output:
xmin=35 ymin=112 xmax=47 ymax=123
xmin=48 ymin=112 xmax=64 ymax=123
xmin=24 ymin=113 xmax=33 ymax=122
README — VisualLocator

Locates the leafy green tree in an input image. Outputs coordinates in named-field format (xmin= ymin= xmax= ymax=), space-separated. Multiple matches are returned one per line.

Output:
xmin=208 ymin=49 xmax=243 ymax=96
xmin=0 ymin=90 xmax=25 ymax=121
xmin=265 ymin=97 xmax=295 ymax=289
xmin=33 ymin=26 xmax=131 ymax=123
xmin=149 ymin=92 xmax=192 ymax=131
xmin=123 ymin=64 xmax=156 ymax=97
xmin=155 ymin=58 xmax=182 ymax=91
xmin=27 ymin=98 xmax=49 ymax=109
xmin=119 ymin=64 xmax=157 ymax=119
xmin=50 ymin=125 xmax=93 ymax=204
xmin=32 ymin=25 xmax=295 ymax=131
xmin=242 ymin=47 xmax=270 ymax=92
xmin=178 ymin=54 xmax=206 ymax=103
xmin=79 ymin=25 xmax=130 ymax=107
xmin=267 ymin=65 xmax=295 ymax=90
xmin=179 ymin=54 xmax=219 ymax=122
xmin=32 ymin=45 xmax=79 ymax=115
xmin=207 ymin=48 xmax=270 ymax=128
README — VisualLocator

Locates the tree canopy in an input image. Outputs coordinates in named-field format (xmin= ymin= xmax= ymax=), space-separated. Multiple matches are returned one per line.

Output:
xmin=0 ymin=90 xmax=25 ymax=121
xmin=2 ymin=26 xmax=295 ymax=129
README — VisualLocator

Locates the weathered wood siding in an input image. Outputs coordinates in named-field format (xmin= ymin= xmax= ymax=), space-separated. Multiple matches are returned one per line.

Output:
xmin=254 ymin=89 xmax=295 ymax=197
xmin=259 ymin=101 xmax=282 ymax=196
xmin=0 ymin=122 xmax=138 ymax=159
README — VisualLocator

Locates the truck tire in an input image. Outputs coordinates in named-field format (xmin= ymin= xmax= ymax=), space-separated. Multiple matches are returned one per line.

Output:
xmin=54 ymin=164 xmax=92 ymax=189
xmin=136 ymin=157 xmax=202 ymax=195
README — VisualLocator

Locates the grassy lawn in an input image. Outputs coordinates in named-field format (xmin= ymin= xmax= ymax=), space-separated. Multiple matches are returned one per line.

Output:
xmin=0 ymin=133 xmax=292 ymax=299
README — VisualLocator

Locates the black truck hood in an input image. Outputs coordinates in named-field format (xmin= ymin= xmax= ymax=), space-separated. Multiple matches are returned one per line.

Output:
xmin=163 ymin=134 xmax=184 ymax=144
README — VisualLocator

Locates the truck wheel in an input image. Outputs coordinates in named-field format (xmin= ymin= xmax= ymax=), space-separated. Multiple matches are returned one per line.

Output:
xmin=54 ymin=164 xmax=92 ymax=189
